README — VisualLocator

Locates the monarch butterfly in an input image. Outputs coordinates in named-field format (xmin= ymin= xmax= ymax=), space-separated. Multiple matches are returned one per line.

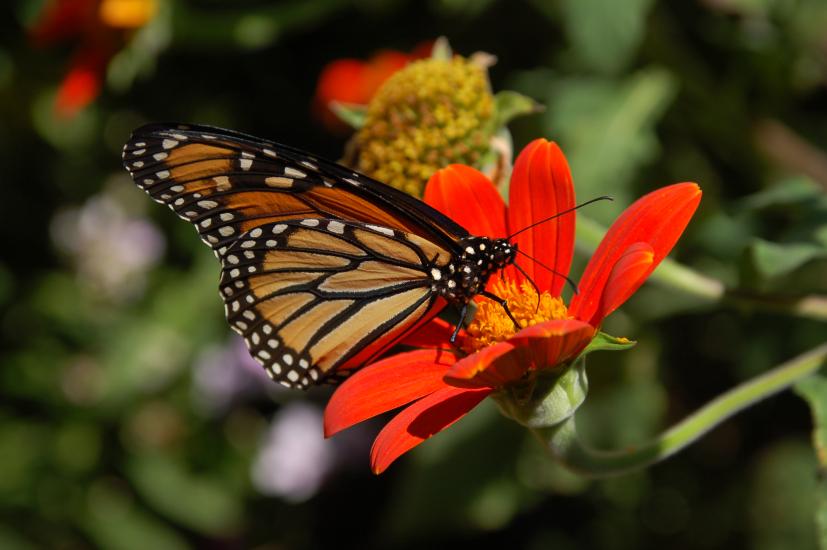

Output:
xmin=122 ymin=123 xmax=523 ymax=389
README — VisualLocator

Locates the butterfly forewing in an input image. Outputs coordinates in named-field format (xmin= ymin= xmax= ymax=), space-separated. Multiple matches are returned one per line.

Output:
xmin=122 ymin=123 xmax=468 ymax=259
xmin=219 ymin=219 xmax=450 ymax=388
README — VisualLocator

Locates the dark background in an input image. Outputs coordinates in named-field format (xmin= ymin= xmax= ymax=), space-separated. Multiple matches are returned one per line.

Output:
xmin=1 ymin=1 xmax=826 ymax=549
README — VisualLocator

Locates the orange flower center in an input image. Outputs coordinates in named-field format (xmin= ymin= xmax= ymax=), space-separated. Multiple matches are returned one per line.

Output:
xmin=463 ymin=278 xmax=570 ymax=353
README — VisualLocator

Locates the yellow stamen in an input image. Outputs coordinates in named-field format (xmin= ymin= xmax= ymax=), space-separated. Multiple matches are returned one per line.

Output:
xmin=464 ymin=278 xmax=570 ymax=353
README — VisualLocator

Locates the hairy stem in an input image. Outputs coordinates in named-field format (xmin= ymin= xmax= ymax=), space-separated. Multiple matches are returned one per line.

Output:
xmin=532 ymin=343 xmax=827 ymax=477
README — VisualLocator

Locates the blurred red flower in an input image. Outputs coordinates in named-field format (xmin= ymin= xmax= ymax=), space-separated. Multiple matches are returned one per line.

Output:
xmin=324 ymin=139 xmax=702 ymax=473
xmin=314 ymin=42 xmax=432 ymax=133
xmin=29 ymin=0 xmax=157 ymax=118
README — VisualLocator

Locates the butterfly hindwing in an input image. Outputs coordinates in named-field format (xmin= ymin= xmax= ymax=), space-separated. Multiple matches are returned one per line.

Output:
xmin=218 ymin=218 xmax=451 ymax=388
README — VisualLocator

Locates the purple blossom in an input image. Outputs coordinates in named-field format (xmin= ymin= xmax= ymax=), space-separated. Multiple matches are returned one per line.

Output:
xmin=51 ymin=189 xmax=165 ymax=301
xmin=192 ymin=335 xmax=282 ymax=414
xmin=250 ymin=402 xmax=336 ymax=502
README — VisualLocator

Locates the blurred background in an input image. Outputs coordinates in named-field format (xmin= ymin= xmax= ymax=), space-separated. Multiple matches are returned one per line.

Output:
xmin=2 ymin=1 xmax=827 ymax=548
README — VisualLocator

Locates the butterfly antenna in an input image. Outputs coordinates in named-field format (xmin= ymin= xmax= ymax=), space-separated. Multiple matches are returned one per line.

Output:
xmin=512 ymin=261 xmax=542 ymax=313
xmin=516 ymin=249 xmax=579 ymax=295
xmin=507 ymin=196 xmax=613 ymax=240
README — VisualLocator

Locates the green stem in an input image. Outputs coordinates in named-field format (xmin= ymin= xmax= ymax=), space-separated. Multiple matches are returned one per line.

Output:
xmin=532 ymin=343 xmax=827 ymax=477
xmin=576 ymin=217 xmax=827 ymax=321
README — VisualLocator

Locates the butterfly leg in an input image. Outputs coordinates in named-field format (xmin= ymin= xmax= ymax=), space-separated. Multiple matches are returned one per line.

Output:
xmin=480 ymin=290 xmax=521 ymax=330
xmin=450 ymin=302 xmax=468 ymax=343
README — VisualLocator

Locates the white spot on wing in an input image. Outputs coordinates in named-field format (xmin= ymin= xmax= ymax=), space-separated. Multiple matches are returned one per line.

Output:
xmin=366 ymin=224 xmax=394 ymax=236
xmin=285 ymin=167 xmax=306 ymax=178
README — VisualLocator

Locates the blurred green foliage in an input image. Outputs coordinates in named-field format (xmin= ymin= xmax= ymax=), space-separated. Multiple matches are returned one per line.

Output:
xmin=2 ymin=0 xmax=827 ymax=548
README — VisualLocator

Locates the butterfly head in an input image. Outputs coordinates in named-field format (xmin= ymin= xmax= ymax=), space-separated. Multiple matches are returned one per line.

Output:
xmin=432 ymin=237 xmax=517 ymax=303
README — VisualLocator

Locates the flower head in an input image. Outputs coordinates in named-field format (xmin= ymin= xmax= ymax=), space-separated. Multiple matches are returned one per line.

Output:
xmin=313 ymin=44 xmax=431 ymax=133
xmin=324 ymin=139 xmax=702 ymax=473
xmin=355 ymin=55 xmax=495 ymax=196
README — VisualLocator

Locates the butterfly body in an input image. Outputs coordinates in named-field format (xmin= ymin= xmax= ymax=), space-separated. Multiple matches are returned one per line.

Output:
xmin=122 ymin=123 xmax=515 ymax=388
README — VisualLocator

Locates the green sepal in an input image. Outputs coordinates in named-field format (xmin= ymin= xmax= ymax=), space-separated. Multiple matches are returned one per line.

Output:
xmin=578 ymin=331 xmax=636 ymax=359
xmin=329 ymin=101 xmax=367 ymax=129
xmin=492 ymin=358 xmax=588 ymax=429
xmin=431 ymin=36 xmax=452 ymax=61
xmin=491 ymin=90 xmax=544 ymax=131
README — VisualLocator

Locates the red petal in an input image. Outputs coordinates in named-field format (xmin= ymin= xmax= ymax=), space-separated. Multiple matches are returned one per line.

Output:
xmin=569 ymin=183 xmax=702 ymax=325
xmin=324 ymin=349 xmax=457 ymax=437
xmin=444 ymin=341 xmax=523 ymax=388
xmin=400 ymin=317 xmax=466 ymax=350
xmin=55 ymin=49 xmax=107 ymax=118
xmin=508 ymin=319 xmax=595 ymax=370
xmin=508 ymin=140 xmax=576 ymax=296
xmin=370 ymin=386 xmax=492 ymax=474
xmin=593 ymin=242 xmax=654 ymax=324
xmin=424 ymin=165 xmax=508 ymax=239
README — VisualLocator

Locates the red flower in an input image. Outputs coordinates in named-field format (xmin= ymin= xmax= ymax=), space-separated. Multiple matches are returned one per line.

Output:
xmin=324 ymin=139 xmax=702 ymax=473
xmin=29 ymin=0 xmax=156 ymax=118
xmin=313 ymin=43 xmax=432 ymax=133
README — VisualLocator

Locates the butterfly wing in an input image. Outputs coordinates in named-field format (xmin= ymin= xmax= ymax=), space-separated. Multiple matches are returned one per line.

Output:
xmin=121 ymin=123 xmax=467 ymax=388
xmin=220 ymin=219 xmax=450 ymax=388
xmin=122 ymin=123 xmax=469 ymax=259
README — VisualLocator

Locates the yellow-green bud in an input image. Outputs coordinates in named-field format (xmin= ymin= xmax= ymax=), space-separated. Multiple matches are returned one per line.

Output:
xmin=355 ymin=56 xmax=494 ymax=197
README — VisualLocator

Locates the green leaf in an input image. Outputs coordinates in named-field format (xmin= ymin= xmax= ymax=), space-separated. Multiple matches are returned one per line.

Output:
xmin=737 ymin=178 xmax=822 ymax=212
xmin=795 ymin=372 xmax=827 ymax=549
xmin=748 ymin=238 xmax=826 ymax=280
xmin=748 ymin=440 xmax=824 ymax=550
xmin=382 ymin=402 xmax=534 ymax=538
xmin=547 ymin=68 xmax=677 ymax=218
xmin=491 ymin=90 xmax=543 ymax=131
xmin=581 ymin=331 xmax=637 ymax=356
xmin=126 ymin=453 xmax=242 ymax=535
xmin=82 ymin=481 xmax=188 ymax=550
xmin=559 ymin=0 xmax=656 ymax=74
